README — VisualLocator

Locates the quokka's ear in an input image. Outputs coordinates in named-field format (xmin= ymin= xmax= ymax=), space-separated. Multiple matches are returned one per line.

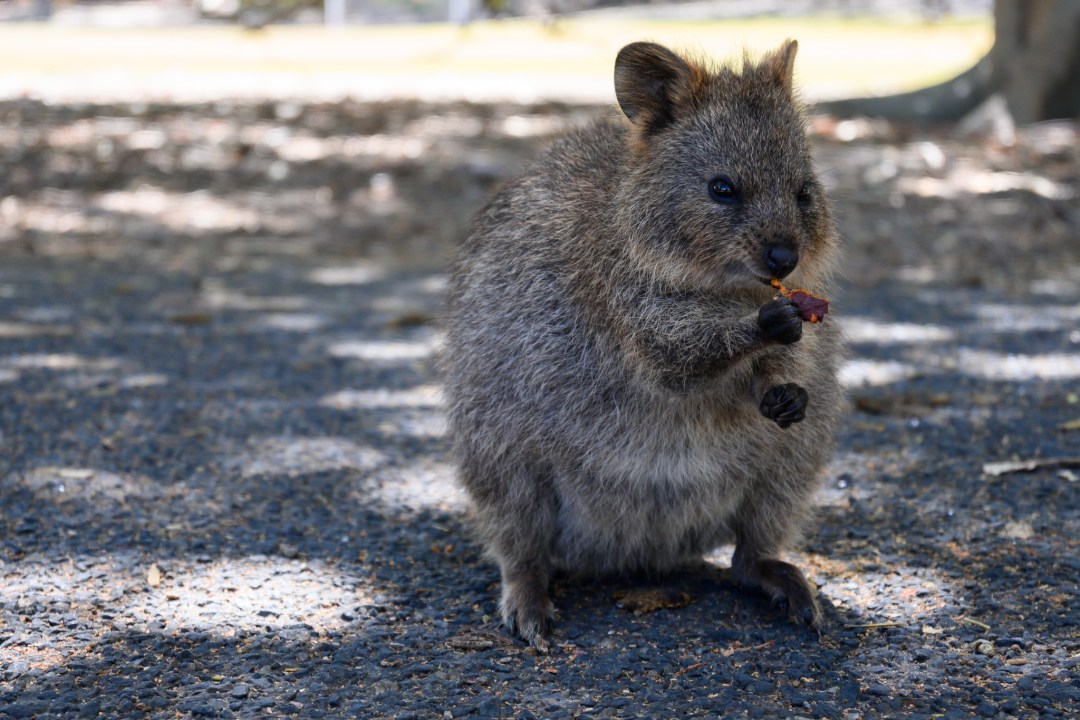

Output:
xmin=614 ymin=42 xmax=704 ymax=135
xmin=764 ymin=39 xmax=799 ymax=95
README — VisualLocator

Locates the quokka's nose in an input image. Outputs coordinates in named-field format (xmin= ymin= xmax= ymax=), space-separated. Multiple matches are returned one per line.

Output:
xmin=764 ymin=245 xmax=799 ymax=279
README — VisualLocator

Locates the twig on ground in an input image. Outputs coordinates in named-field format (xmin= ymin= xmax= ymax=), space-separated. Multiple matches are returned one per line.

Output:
xmin=982 ymin=457 xmax=1080 ymax=477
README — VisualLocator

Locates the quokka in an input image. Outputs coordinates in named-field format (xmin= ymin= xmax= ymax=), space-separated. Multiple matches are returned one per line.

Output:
xmin=444 ymin=39 xmax=843 ymax=650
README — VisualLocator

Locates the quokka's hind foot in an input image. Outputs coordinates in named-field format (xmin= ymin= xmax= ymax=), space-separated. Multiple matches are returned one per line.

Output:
xmin=735 ymin=555 xmax=823 ymax=631
xmin=500 ymin=568 xmax=556 ymax=653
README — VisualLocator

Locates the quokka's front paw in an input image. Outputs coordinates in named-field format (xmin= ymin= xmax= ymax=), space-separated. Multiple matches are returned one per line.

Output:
xmin=759 ymin=383 xmax=809 ymax=428
xmin=757 ymin=298 xmax=803 ymax=345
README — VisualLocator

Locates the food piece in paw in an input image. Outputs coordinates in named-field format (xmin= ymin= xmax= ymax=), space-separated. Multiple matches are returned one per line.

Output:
xmin=770 ymin=278 xmax=829 ymax=323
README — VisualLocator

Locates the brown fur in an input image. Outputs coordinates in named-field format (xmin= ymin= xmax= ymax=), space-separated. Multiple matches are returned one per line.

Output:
xmin=443 ymin=40 xmax=843 ymax=649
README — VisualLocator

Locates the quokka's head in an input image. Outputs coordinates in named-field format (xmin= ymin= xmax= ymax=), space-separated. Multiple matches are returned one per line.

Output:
xmin=612 ymin=40 xmax=838 ymax=293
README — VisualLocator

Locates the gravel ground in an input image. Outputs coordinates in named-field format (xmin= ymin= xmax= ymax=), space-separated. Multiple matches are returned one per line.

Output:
xmin=0 ymin=98 xmax=1078 ymax=719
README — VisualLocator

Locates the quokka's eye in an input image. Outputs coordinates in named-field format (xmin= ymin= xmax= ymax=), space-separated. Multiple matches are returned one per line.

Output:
xmin=797 ymin=182 xmax=814 ymax=207
xmin=708 ymin=176 xmax=740 ymax=204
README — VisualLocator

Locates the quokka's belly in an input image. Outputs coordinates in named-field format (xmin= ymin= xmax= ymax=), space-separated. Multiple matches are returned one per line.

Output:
xmin=551 ymin=474 xmax=742 ymax=573
xmin=549 ymin=416 xmax=763 ymax=573
xmin=544 ymin=375 xmax=834 ymax=570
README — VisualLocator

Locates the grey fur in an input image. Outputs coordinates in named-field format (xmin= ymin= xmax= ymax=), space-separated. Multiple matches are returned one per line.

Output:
xmin=443 ymin=40 xmax=844 ymax=649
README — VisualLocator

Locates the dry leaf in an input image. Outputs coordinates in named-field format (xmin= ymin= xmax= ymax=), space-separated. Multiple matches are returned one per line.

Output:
xmin=169 ymin=312 xmax=212 ymax=326
xmin=770 ymin=278 xmax=830 ymax=323
xmin=613 ymin=588 xmax=693 ymax=614
xmin=447 ymin=630 xmax=514 ymax=652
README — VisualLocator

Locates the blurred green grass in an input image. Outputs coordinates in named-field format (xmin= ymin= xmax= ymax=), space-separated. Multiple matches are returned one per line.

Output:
xmin=0 ymin=15 xmax=992 ymax=101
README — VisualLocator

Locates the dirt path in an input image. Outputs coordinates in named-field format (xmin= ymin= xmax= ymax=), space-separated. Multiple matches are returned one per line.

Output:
xmin=0 ymin=98 xmax=1077 ymax=718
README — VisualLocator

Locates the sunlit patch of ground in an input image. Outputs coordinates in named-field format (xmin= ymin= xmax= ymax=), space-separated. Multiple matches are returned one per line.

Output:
xmin=954 ymin=349 xmax=1080 ymax=381
xmin=250 ymin=312 xmax=329 ymax=332
xmin=807 ymin=554 xmax=961 ymax=626
xmin=839 ymin=317 xmax=955 ymax=345
xmin=319 ymin=385 xmax=442 ymax=411
xmin=226 ymin=436 xmax=387 ymax=478
xmin=327 ymin=336 xmax=442 ymax=362
xmin=307 ymin=263 xmax=386 ymax=286
xmin=840 ymin=358 xmax=921 ymax=387
xmin=0 ymin=553 xmax=371 ymax=674
xmin=360 ymin=458 xmax=465 ymax=514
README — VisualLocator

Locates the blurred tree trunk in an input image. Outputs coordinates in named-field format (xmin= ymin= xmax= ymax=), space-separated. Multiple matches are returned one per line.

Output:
xmin=819 ymin=0 xmax=1080 ymax=124
xmin=992 ymin=0 xmax=1080 ymax=122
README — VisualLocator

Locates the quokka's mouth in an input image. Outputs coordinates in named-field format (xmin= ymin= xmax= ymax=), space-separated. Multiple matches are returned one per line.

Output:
xmin=755 ymin=274 xmax=778 ymax=288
